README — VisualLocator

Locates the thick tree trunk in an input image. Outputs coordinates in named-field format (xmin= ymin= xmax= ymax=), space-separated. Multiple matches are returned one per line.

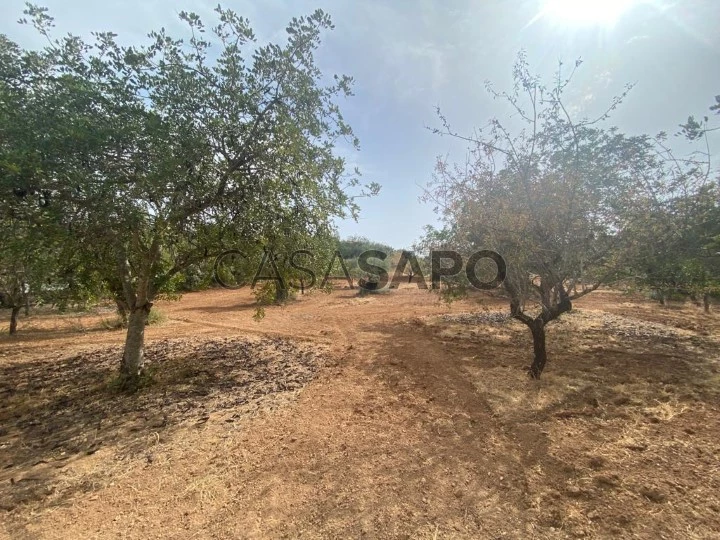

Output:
xmin=119 ymin=305 xmax=150 ymax=390
xmin=528 ymin=319 xmax=547 ymax=379
xmin=704 ymin=293 xmax=711 ymax=314
xmin=9 ymin=306 xmax=20 ymax=335
xmin=658 ymin=290 xmax=666 ymax=306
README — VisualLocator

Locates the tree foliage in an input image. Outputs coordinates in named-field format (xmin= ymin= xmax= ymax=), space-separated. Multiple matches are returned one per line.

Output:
xmin=0 ymin=4 xmax=376 ymax=389
xmin=423 ymin=54 xmax=676 ymax=377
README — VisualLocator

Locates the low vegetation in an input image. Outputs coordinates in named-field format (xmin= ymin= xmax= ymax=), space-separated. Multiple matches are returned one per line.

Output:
xmin=0 ymin=3 xmax=718 ymax=538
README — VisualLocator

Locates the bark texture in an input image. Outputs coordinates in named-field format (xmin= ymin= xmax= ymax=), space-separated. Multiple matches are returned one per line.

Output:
xmin=119 ymin=304 xmax=151 ymax=390
xmin=9 ymin=306 xmax=20 ymax=335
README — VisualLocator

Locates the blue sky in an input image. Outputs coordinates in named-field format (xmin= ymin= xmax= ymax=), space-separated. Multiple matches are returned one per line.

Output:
xmin=2 ymin=0 xmax=719 ymax=248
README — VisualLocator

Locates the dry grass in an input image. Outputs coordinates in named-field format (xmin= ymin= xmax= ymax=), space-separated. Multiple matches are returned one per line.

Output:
xmin=0 ymin=288 xmax=719 ymax=538
xmin=422 ymin=299 xmax=720 ymax=538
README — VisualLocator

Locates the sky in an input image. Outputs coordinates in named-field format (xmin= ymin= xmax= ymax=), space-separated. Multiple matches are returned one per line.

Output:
xmin=1 ymin=0 xmax=719 ymax=249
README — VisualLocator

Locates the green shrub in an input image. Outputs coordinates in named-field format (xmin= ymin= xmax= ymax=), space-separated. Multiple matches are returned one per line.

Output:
xmin=146 ymin=308 xmax=167 ymax=325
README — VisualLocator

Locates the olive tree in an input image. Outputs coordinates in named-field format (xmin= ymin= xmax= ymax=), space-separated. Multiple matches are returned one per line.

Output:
xmin=677 ymin=95 xmax=720 ymax=311
xmin=625 ymin=95 xmax=719 ymax=312
xmin=629 ymin=179 xmax=719 ymax=311
xmin=1 ymin=5 xmax=375 ymax=389
xmin=424 ymin=54 xmax=665 ymax=378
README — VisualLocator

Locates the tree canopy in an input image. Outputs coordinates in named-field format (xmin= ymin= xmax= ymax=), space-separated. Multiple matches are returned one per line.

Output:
xmin=0 ymin=4 xmax=376 ymax=389
xmin=422 ymin=54 xmax=709 ymax=377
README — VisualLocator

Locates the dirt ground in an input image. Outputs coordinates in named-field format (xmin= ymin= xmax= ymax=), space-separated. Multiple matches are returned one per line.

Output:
xmin=0 ymin=285 xmax=719 ymax=539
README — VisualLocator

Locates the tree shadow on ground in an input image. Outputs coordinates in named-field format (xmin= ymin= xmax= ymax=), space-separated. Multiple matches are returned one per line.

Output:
xmin=0 ymin=337 xmax=328 ymax=512
xmin=181 ymin=301 xmax=261 ymax=313
xmin=353 ymin=308 xmax=720 ymax=537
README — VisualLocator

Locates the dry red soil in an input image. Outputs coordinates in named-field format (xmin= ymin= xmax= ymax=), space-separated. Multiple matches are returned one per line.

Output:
xmin=1 ymin=286 xmax=719 ymax=539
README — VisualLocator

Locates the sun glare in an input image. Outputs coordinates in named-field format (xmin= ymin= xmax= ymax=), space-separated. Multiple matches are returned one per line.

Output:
xmin=542 ymin=0 xmax=638 ymax=27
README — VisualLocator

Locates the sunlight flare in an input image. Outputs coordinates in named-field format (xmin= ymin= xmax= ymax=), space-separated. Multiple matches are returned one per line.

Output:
xmin=541 ymin=0 xmax=639 ymax=26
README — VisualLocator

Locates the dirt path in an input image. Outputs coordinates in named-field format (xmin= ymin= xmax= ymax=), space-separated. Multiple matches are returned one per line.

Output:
xmin=1 ymin=287 xmax=719 ymax=538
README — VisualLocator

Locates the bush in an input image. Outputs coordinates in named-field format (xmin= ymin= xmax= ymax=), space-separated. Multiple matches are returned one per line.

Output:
xmin=146 ymin=308 xmax=167 ymax=325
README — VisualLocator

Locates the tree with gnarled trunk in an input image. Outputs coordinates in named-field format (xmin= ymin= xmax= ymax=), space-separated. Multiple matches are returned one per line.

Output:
xmin=423 ymin=54 xmax=669 ymax=378
xmin=1 ymin=5 xmax=376 ymax=390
